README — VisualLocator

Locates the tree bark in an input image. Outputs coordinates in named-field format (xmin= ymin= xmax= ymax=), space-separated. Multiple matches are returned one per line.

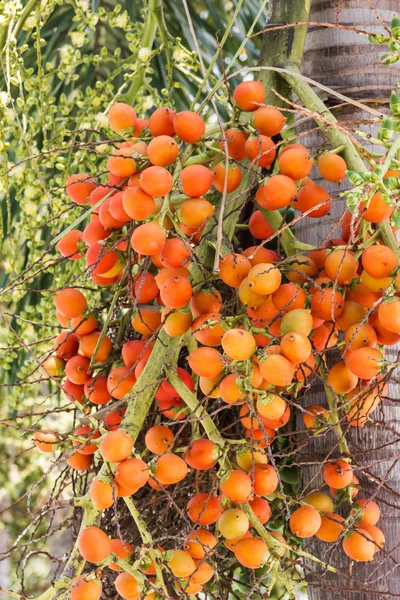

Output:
xmin=294 ymin=2 xmax=400 ymax=599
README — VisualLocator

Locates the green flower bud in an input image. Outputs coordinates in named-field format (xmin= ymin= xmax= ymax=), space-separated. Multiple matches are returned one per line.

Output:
xmin=390 ymin=91 xmax=400 ymax=116
xmin=392 ymin=16 xmax=400 ymax=38
xmin=378 ymin=117 xmax=394 ymax=142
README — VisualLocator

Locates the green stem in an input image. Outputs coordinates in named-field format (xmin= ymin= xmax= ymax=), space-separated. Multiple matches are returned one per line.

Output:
xmin=123 ymin=0 xmax=161 ymax=105
xmin=258 ymin=206 xmax=314 ymax=256
xmin=318 ymin=366 xmax=350 ymax=456
xmin=121 ymin=329 xmax=178 ymax=439
xmin=124 ymin=497 xmax=168 ymax=593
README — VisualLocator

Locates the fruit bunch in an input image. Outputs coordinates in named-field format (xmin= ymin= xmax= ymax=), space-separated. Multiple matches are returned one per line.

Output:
xmin=33 ymin=79 xmax=397 ymax=598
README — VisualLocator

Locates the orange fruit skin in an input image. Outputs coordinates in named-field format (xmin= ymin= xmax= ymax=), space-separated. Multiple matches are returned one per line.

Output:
xmin=187 ymin=493 xmax=222 ymax=525
xmin=89 ymin=478 xmax=115 ymax=510
xmin=253 ymin=106 xmax=286 ymax=136
xmin=148 ymin=107 xmax=175 ymax=137
xmin=316 ymin=513 xmax=344 ymax=542
xmin=174 ymin=111 xmax=205 ymax=143
xmin=100 ymin=430 xmax=133 ymax=463
xmin=108 ymin=103 xmax=137 ymax=132
xmin=220 ymin=470 xmax=252 ymax=503
xmin=233 ymin=80 xmax=265 ymax=111
xmin=78 ymin=526 xmax=111 ymax=563
xmin=318 ymin=153 xmax=347 ymax=183
xmin=234 ymin=537 xmax=268 ymax=568
xmin=184 ymin=529 xmax=218 ymax=559
xmin=71 ymin=576 xmax=102 ymax=600
xmin=115 ymin=572 xmax=140 ymax=600
xmin=289 ymin=506 xmax=322 ymax=538
xmin=342 ymin=529 xmax=375 ymax=562
xmin=323 ymin=459 xmax=353 ymax=489
xmin=278 ymin=147 xmax=313 ymax=180
xmin=354 ymin=499 xmax=380 ymax=527
xmin=185 ymin=439 xmax=217 ymax=471
xmin=362 ymin=525 xmax=385 ymax=553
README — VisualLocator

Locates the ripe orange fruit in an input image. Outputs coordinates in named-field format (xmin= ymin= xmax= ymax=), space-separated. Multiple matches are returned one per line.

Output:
xmin=245 ymin=135 xmax=276 ymax=167
xmin=256 ymin=394 xmax=287 ymax=421
xmin=180 ymin=165 xmax=213 ymax=197
xmin=342 ymin=529 xmax=375 ymax=562
xmin=212 ymin=163 xmax=242 ymax=193
xmin=234 ymin=537 xmax=268 ymax=568
xmin=295 ymin=182 xmax=331 ymax=218
xmin=180 ymin=197 xmax=215 ymax=229
xmin=184 ymin=529 xmax=218 ymax=559
xmin=57 ymin=229 xmax=83 ymax=260
xmin=185 ymin=439 xmax=217 ymax=471
xmin=66 ymin=174 xmax=96 ymax=205
xmin=108 ymin=102 xmax=137 ymax=132
xmin=222 ymin=128 xmax=248 ymax=160
xmin=188 ymin=347 xmax=223 ymax=378
xmin=122 ymin=186 xmax=155 ymax=221
xmin=259 ymin=353 xmax=295 ymax=387
xmin=221 ymin=328 xmax=256 ymax=360
xmin=107 ymin=366 xmax=136 ymax=399
xmin=174 ymin=111 xmax=206 ymax=143
xmin=100 ymin=430 xmax=133 ymax=463
xmin=55 ymin=288 xmax=87 ymax=319
xmin=362 ymin=245 xmax=398 ymax=278
xmin=310 ymin=287 xmax=345 ymax=321
xmin=147 ymin=135 xmax=178 ymax=166
xmin=303 ymin=405 xmax=328 ymax=430
xmin=251 ymin=464 xmax=279 ymax=496
xmin=148 ymin=107 xmax=175 ymax=137
xmin=362 ymin=525 xmax=385 ymax=553
xmin=233 ymin=80 xmax=265 ymax=111
xmin=114 ymin=572 xmax=140 ymax=600
xmin=89 ymin=478 xmax=115 ymax=510
xmin=71 ymin=576 xmax=102 ymax=600
xmin=247 ymin=263 xmax=281 ymax=295
xmin=278 ymin=147 xmax=313 ymax=180
xmin=344 ymin=347 xmax=381 ymax=380
xmin=187 ymin=493 xmax=222 ymax=525
xmin=79 ymin=331 xmax=112 ymax=363
xmin=253 ymin=105 xmax=286 ymax=136
xmin=78 ymin=526 xmax=111 ymax=563
xmin=256 ymin=174 xmax=297 ymax=210
xmin=109 ymin=538 xmax=134 ymax=571
xmin=65 ymin=355 xmax=92 ymax=385
xmin=115 ymin=457 xmax=149 ymax=490
xmin=360 ymin=192 xmax=393 ymax=223
xmin=67 ymin=451 xmax=92 ymax=471
xmin=289 ymin=506 xmax=322 ymax=538
xmin=318 ymin=153 xmax=347 ymax=182
xmin=131 ymin=222 xmax=166 ymax=256
xmin=155 ymin=453 xmax=189 ymax=484
xmin=378 ymin=299 xmax=400 ymax=333
xmin=62 ymin=379 xmax=84 ymax=402
xmin=248 ymin=497 xmax=271 ymax=524
xmin=354 ymin=499 xmax=380 ymax=527
xmin=33 ymin=430 xmax=58 ymax=453
xmin=316 ymin=513 xmax=344 ymax=542
xmin=139 ymin=166 xmax=173 ymax=197
xmin=72 ymin=426 xmax=100 ymax=455
xmin=323 ymin=459 xmax=353 ymax=489
xmin=220 ymin=470 xmax=252 ymax=503
xmin=145 ymin=425 xmax=174 ymax=454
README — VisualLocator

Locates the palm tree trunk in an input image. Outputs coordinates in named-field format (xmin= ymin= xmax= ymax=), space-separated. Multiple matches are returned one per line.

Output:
xmin=261 ymin=2 xmax=400 ymax=599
